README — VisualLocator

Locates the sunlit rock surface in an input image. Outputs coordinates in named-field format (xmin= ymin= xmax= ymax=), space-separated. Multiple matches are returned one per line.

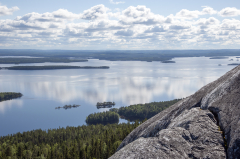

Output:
xmin=110 ymin=65 xmax=240 ymax=159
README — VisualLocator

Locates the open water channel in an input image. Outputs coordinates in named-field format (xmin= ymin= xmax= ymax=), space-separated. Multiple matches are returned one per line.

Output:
xmin=0 ymin=56 xmax=238 ymax=136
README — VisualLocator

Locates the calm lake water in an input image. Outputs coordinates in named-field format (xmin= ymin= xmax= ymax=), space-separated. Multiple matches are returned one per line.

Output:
xmin=0 ymin=56 xmax=238 ymax=136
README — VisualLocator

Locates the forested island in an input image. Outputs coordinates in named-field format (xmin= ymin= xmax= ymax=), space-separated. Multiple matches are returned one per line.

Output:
xmin=228 ymin=63 xmax=240 ymax=65
xmin=112 ymin=99 xmax=182 ymax=121
xmin=0 ymin=121 xmax=142 ymax=159
xmin=96 ymin=102 xmax=115 ymax=109
xmin=87 ymin=99 xmax=181 ymax=125
xmin=0 ymin=92 xmax=22 ymax=102
xmin=2 ymin=66 xmax=110 ymax=70
xmin=161 ymin=60 xmax=175 ymax=63
xmin=55 ymin=104 xmax=80 ymax=110
xmin=85 ymin=111 xmax=119 ymax=125
xmin=209 ymin=56 xmax=229 ymax=59
xmin=0 ymin=57 xmax=88 ymax=64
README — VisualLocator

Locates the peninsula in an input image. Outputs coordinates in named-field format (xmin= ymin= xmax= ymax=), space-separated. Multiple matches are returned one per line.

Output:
xmin=1 ymin=65 xmax=110 ymax=70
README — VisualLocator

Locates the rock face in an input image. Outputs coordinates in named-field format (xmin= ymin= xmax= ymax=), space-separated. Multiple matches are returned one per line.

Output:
xmin=110 ymin=65 xmax=240 ymax=159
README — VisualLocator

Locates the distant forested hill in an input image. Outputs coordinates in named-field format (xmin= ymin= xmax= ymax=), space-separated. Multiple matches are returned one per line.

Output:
xmin=1 ymin=49 xmax=240 ymax=62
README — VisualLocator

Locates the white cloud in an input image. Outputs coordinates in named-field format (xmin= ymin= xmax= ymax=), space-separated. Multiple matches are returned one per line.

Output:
xmin=169 ymin=24 xmax=191 ymax=30
xmin=196 ymin=17 xmax=220 ymax=26
xmin=144 ymin=25 xmax=167 ymax=33
xmin=109 ymin=0 xmax=125 ymax=5
xmin=201 ymin=6 xmax=217 ymax=15
xmin=14 ymin=9 xmax=80 ymax=23
xmin=221 ymin=19 xmax=240 ymax=30
xmin=219 ymin=7 xmax=240 ymax=17
xmin=81 ymin=4 xmax=110 ymax=20
xmin=0 ymin=5 xmax=240 ymax=49
xmin=52 ymin=9 xmax=81 ymax=19
xmin=119 ymin=5 xmax=165 ymax=25
xmin=176 ymin=7 xmax=217 ymax=19
xmin=176 ymin=9 xmax=201 ymax=19
xmin=0 ymin=4 xmax=19 ymax=16
xmin=115 ymin=29 xmax=134 ymax=36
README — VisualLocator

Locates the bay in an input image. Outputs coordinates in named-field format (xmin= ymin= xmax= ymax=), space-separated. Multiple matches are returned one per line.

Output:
xmin=0 ymin=56 xmax=238 ymax=136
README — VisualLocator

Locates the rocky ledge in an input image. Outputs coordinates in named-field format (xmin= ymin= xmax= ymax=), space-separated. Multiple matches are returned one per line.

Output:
xmin=110 ymin=65 xmax=240 ymax=159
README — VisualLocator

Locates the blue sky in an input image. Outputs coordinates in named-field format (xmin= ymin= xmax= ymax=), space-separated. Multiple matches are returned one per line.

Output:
xmin=0 ymin=0 xmax=240 ymax=49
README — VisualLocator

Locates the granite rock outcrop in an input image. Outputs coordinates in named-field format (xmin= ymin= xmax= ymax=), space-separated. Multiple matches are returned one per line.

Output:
xmin=110 ymin=65 xmax=240 ymax=159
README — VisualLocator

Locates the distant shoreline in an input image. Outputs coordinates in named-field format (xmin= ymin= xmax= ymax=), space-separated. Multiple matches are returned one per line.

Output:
xmin=1 ymin=65 xmax=110 ymax=70
xmin=1 ymin=49 xmax=240 ymax=62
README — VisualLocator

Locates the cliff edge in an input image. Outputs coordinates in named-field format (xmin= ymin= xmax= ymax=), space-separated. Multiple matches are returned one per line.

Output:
xmin=110 ymin=65 xmax=240 ymax=159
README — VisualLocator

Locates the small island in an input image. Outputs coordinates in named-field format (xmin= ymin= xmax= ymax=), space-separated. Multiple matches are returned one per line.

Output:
xmin=161 ymin=60 xmax=176 ymax=63
xmin=55 ymin=104 xmax=80 ymax=110
xmin=210 ymin=56 xmax=229 ymax=59
xmin=96 ymin=102 xmax=115 ymax=109
xmin=0 ymin=92 xmax=23 ymax=102
xmin=2 ymin=65 xmax=110 ymax=70
xmin=228 ymin=63 xmax=240 ymax=66
xmin=0 ymin=57 xmax=88 ymax=64
xmin=85 ymin=111 xmax=119 ymax=125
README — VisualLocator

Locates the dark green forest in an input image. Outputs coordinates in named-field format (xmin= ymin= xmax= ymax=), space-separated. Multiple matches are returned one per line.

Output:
xmin=3 ymin=66 xmax=109 ymax=70
xmin=0 ymin=93 xmax=181 ymax=159
xmin=0 ymin=121 xmax=143 ymax=159
xmin=86 ymin=99 xmax=181 ymax=125
xmin=0 ymin=92 xmax=22 ymax=102
xmin=85 ymin=112 xmax=119 ymax=125
xmin=110 ymin=99 xmax=181 ymax=121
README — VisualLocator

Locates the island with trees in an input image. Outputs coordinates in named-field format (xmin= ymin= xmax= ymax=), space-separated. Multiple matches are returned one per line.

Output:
xmin=88 ymin=99 xmax=181 ymax=125
xmin=85 ymin=111 xmax=119 ymax=125
xmin=96 ymin=102 xmax=115 ymax=109
xmin=0 ymin=57 xmax=88 ymax=64
xmin=110 ymin=99 xmax=181 ymax=121
xmin=0 ymin=98 xmax=182 ymax=158
xmin=161 ymin=60 xmax=176 ymax=63
xmin=228 ymin=63 xmax=240 ymax=66
xmin=0 ymin=92 xmax=23 ymax=102
xmin=55 ymin=104 xmax=80 ymax=110
xmin=1 ymin=65 xmax=110 ymax=70
xmin=209 ymin=56 xmax=229 ymax=59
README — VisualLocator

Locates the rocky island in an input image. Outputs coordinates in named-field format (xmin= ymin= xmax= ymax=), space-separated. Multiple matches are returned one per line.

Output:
xmin=110 ymin=65 xmax=240 ymax=159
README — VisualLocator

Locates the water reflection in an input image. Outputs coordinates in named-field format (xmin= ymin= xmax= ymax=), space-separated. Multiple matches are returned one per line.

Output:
xmin=0 ymin=100 xmax=23 ymax=114
xmin=0 ymin=76 xmax=218 ymax=106
xmin=0 ymin=57 xmax=237 ymax=136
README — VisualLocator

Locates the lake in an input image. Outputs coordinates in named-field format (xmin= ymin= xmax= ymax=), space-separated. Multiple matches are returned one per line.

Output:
xmin=0 ymin=56 xmax=238 ymax=136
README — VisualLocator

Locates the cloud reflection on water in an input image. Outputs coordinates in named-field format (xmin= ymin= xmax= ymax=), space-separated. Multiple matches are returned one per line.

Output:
xmin=0 ymin=100 xmax=23 ymax=114
xmin=5 ymin=76 xmax=218 ymax=106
